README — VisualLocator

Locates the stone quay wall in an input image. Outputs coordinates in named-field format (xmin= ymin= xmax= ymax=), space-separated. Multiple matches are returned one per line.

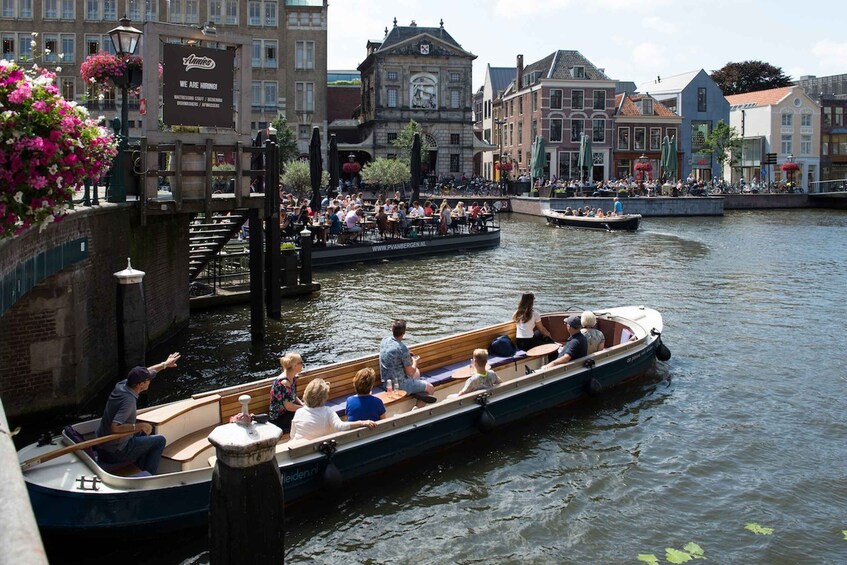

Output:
xmin=0 ymin=207 xmax=190 ymax=417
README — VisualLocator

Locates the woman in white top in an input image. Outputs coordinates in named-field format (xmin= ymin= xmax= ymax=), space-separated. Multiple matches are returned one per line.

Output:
xmin=512 ymin=292 xmax=554 ymax=352
xmin=290 ymin=378 xmax=376 ymax=442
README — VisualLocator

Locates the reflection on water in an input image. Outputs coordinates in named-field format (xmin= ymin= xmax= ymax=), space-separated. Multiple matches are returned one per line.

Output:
xmin=58 ymin=209 xmax=847 ymax=563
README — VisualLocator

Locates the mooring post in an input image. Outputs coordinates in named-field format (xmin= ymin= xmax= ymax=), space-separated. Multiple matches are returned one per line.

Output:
xmin=113 ymin=258 xmax=146 ymax=375
xmin=248 ymin=208 xmax=264 ymax=342
xmin=264 ymin=141 xmax=281 ymax=319
xmin=208 ymin=395 xmax=284 ymax=564
xmin=299 ymin=226 xmax=313 ymax=286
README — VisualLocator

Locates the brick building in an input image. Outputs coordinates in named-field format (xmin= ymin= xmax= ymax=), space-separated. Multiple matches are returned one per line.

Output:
xmin=612 ymin=94 xmax=682 ymax=180
xmin=0 ymin=0 xmax=328 ymax=153
xmin=795 ymin=74 xmax=847 ymax=183
xmin=500 ymin=51 xmax=617 ymax=182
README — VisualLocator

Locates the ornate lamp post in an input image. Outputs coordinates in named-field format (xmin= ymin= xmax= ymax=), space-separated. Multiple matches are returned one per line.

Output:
xmin=107 ymin=16 xmax=142 ymax=203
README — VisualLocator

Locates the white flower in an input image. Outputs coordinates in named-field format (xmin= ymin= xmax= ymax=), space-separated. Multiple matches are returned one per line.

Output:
xmin=98 ymin=93 xmax=105 ymax=101
xmin=44 ymin=48 xmax=51 ymax=54
xmin=13 ymin=191 xmax=23 ymax=204
xmin=57 ymin=53 xmax=64 ymax=59
xmin=48 ymin=164 xmax=58 ymax=175
xmin=55 ymin=66 xmax=62 ymax=72
xmin=89 ymin=77 xmax=96 ymax=83
xmin=30 ymin=40 xmax=36 ymax=48
xmin=31 ymin=32 xmax=37 ymax=37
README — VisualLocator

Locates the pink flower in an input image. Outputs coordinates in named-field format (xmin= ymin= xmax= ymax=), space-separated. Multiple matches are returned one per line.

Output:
xmin=8 ymin=83 xmax=32 ymax=104
xmin=32 ymin=101 xmax=47 ymax=112
xmin=31 ymin=176 xmax=48 ymax=189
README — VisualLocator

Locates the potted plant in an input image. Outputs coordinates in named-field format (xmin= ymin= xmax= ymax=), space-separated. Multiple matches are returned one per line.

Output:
xmin=80 ymin=52 xmax=161 ymax=94
xmin=0 ymin=61 xmax=118 ymax=239
xmin=280 ymin=242 xmax=298 ymax=286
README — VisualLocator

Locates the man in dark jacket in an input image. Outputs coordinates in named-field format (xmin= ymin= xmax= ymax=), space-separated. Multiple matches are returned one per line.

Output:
xmin=542 ymin=316 xmax=587 ymax=370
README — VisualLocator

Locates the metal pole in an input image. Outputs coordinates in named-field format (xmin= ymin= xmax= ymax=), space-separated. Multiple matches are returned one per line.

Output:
xmin=108 ymin=86 xmax=129 ymax=203
xmin=248 ymin=209 xmax=264 ymax=342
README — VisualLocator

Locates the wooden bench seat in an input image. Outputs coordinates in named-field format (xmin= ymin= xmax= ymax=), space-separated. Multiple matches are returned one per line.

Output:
xmin=162 ymin=425 xmax=217 ymax=463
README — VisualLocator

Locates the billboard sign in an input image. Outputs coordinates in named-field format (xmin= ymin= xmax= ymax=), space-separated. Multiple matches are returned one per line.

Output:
xmin=162 ymin=44 xmax=234 ymax=128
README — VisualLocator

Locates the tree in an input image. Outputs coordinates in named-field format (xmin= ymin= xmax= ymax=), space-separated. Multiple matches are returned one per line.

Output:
xmin=710 ymin=61 xmax=792 ymax=95
xmin=701 ymin=121 xmax=741 ymax=178
xmin=392 ymin=120 xmax=432 ymax=163
xmin=281 ymin=159 xmax=328 ymax=195
xmin=270 ymin=114 xmax=300 ymax=171
xmin=360 ymin=158 xmax=410 ymax=187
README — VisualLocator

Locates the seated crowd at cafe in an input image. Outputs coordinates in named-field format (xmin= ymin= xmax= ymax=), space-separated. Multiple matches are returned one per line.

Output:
xmin=278 ymin=190 xmax=496 ymax=246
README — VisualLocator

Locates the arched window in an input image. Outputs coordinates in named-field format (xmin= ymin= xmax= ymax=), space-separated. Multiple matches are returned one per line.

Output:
xmin=410 ymin=73 xmax=437 ymax=110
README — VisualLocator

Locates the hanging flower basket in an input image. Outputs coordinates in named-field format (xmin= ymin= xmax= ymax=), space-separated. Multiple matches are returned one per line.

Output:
xmin=780 ymin=162 xmax=800 ymax=172
xmin=634 ymin=162 xmax=653 ymax=173
xmin=0 ymin=61 xmax=118 ymax=239
xmin=342 ymin=162 xmax=361 ymax=175
xmin=496 ymin=162 xmax=512 ymax=172
xmin=80 ymin=52 xmax=161 ymax=94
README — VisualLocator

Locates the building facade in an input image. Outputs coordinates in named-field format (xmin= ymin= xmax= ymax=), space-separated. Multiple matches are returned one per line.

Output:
xmin=479 ymin=64 xmax=514 ymax=181
xmin=795 ymin=74 xmax=847 ymax=184
xmin=637 ymin=70 xmax=729 ymax=181
xmin=611 ymin=94 xmax=682 ymax=180
xmin=500 ymin=51 xmax=617 ymax=182
xmin=356 ymin=20 xmax=481 ymax=176
xmin=726 ymin=86 xmax=821 ymax=191
xmin=0 ymin=0 xmax=327 ymax=152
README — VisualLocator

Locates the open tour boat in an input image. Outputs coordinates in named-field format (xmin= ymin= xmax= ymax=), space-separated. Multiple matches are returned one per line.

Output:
xmin=18 ymin=306 xmax=669 ymax=533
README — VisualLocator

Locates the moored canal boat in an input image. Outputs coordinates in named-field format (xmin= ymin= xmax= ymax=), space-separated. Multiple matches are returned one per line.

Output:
xmin=544 ymin=210 xmax=641 ymax=231
xmin=18 ymin=306 xmax=668 ymax=534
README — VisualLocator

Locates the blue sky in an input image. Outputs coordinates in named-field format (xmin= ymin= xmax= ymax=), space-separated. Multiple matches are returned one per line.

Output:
xmin=327 ymin=0 xmax=847 ymax=90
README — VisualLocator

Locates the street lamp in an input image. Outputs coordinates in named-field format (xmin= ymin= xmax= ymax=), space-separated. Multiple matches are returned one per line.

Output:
xmin=494 ymin=117 xmax=506 ymax=195
xmin=107 ymin=15 xmax=142 ymax=203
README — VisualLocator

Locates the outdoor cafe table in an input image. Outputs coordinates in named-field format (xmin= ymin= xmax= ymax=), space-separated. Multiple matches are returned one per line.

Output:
xmin=526 ymin=343 xmax=560 ymax=358
xmin=375 ymin=389 xmax=407 ymax=405
xmin=308 ymin=221 xmax=329 ymax=245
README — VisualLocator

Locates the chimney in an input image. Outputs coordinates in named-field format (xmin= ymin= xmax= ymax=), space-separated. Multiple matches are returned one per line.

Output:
xmin=516 ymin=54 xmax=524 ymax=91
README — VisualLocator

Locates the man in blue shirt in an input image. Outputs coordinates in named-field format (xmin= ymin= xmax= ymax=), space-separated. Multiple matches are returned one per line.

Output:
xmin=542 ymin=316 xmax=588 ymax=370
xmin=379 ymin=319 xmax=436 ymax=407
xmin=613 ymin=197 xmax=623 ymax=216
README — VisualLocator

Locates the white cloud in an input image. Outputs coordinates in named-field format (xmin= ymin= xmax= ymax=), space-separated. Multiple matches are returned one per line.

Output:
xmin=811 ymin=40 xmax=847 ymax=70
xmin=494 ymin=0 xmax=573 ymax=18
xmin=642 ymin=16 xmax=675 ymax=33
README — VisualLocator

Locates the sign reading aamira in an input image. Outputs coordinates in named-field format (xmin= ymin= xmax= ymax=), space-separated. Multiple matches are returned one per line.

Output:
xmin=162 ymin=44 xmax=234 ymax=128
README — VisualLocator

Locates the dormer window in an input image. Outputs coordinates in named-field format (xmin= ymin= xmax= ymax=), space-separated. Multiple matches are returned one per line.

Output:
xmin=636 ymin=98 xmax=653 ymax=115
xmin=571 ymin=66 xmax=585 ymax=79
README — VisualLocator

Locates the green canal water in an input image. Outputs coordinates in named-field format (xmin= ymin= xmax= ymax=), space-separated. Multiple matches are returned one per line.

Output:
xmin=50 ymin=209 xmax=847 ymax=563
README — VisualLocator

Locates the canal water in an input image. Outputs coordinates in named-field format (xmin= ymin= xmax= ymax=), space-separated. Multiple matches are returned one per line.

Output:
xmin=53 ymin=209 xmax=847 ymax=563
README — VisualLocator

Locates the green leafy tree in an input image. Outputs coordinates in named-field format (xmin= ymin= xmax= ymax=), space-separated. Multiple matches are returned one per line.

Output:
xmin=281 ymin=159 xmax=328 ymax=195
xmin=360 ymin=158 xmax=410 ymax=187
xmin=710 ymin=61 xmax=792 ymax=95
xmin=701 ymin=120 xmax=741 ymax=178
xmin=270 ymin=114 xmax=300 ymax=171
xmin=392 ymin=120 xmax=432 ymax=163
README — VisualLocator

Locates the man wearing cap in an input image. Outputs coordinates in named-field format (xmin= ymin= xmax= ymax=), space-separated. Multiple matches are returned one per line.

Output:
xmin=95 ymin=352 xmax=180 ymax=474
xmin=542 ymin=316 xmax=587 ymax=370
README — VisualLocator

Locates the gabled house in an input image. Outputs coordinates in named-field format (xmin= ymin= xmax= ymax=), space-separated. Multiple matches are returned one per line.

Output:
xmin=637 ymin=70 xmax=729 ymax=181
xmin=501 ymin=51 xmax=617 ymax=181
xmin=795 ymin=73 xmax=847 ymax=184
xmin=612 ymin=94 xmax=682 ymax=181
xmin=356 ymin=19 xmax=483 ymax=176
xmin=726 ymin=86 xmax=821 ymax=191
xmin=480 ymin=65 xmax=516 ymax=180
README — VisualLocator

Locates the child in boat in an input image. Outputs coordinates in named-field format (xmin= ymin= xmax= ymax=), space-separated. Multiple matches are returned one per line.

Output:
xmin=345 ymin=368 xmax=387 ymax=422
xmin=457 ymin=349 xmax=502 ymax=396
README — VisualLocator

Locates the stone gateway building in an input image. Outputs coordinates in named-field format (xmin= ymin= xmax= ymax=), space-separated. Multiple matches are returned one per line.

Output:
xmin=355 ymin=20 xmax=485 ymax=177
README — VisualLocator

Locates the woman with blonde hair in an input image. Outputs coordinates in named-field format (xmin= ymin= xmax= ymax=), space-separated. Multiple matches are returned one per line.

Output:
xmin=438 ymin=200 xmax=453 ymax=235
xmin=268 ymin=353 xmax=305 ymax=433
xmin=290 ymin=378 xmax=377 ymax=441
xmin=580 ymin=311 xmax=606 ymax=354
xmin=513 ymin=292 xmax=554 ymax=351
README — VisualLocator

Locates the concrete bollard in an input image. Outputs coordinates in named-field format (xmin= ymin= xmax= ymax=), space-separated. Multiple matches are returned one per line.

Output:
xmin=208 ymin=395 xmax=284 ymax=564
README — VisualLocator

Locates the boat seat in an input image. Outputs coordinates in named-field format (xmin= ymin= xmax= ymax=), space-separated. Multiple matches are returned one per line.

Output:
xmin=162 ymin=425 xmax=218 ymax=463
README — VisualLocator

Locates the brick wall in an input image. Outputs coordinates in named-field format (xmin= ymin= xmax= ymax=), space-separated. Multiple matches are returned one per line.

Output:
xmin=0 ymin=208 xmax=191 ymax=417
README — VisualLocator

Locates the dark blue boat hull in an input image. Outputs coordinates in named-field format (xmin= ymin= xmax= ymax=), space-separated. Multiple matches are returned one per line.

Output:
xmin=30 ymin=339 xmax=657 ymax=534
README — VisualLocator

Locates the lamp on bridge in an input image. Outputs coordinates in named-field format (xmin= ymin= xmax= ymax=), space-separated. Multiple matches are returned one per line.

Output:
xmin=107 ymin=16 xmax=142 ymax=203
